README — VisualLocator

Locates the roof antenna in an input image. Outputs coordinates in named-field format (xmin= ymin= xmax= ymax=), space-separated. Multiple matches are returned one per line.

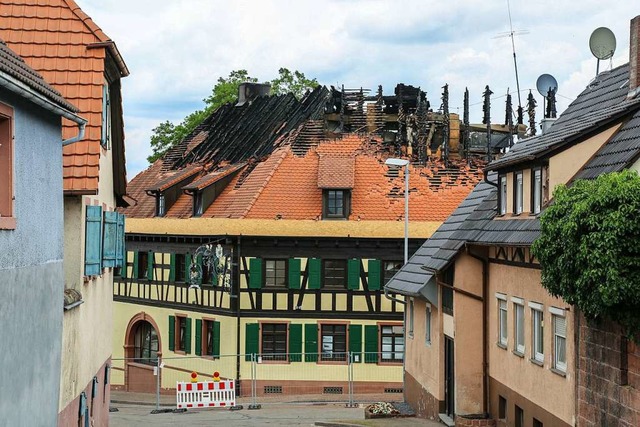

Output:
xmin=589 ymin=27 xmax=616 ymax=76
xmin=495 ymin=0 xmax=527 ymax=111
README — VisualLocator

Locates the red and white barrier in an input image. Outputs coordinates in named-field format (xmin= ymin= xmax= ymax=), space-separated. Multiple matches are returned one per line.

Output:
xmin=176 ymin=380 xmax=236 ymax=409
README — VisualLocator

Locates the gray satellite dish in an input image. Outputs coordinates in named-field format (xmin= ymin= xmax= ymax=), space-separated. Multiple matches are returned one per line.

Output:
xmin=536 ymin=74 xmax=558 ymax=97
xmin=589 ymin=27 xmax=616 ymax=60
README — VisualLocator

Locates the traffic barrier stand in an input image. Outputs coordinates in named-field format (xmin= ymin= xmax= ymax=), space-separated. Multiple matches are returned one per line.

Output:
xmin=176 ymin=379 xmax=236 ymax=409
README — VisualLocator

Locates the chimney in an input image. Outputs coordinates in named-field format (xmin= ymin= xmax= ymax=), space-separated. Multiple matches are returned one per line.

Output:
xmin=629 ymin=15 xmax=640 ymax=98
xmin=236 ymin=83 xmax=271 ymax=106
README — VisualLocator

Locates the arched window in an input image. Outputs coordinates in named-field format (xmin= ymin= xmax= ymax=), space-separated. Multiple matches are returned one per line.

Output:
xmin=133 ymin=321 xmax=158 ymax=365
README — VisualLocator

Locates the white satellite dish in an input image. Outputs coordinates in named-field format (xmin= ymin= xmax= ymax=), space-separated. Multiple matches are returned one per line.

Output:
xmin=589 ymin=27 xmax=616 ymax=75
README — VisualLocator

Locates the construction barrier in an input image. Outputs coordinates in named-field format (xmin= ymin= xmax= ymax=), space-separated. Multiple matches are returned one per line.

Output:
xmin=176 ymin=379 xmax=236 ymax=409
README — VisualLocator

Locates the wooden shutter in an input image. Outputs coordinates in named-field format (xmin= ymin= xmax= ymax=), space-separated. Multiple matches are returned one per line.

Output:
xmin=115 ymin=213 xmax=125 ymax=268
xmin=364 ymin=325 xmax=378 ymax=363
xmin=349 ymin=324 xmax=362 ymax=363
xmin=213 ymin=321 xmax=221 ymax=357
xmin=185 ymin=318 xmax=192 ymax=354
xmin=367 ymin=260 xmax=381 ymax=291
xmin=195 ymin=319 xmax=202 ymax=356
xmin=288 ymin=258 xmax=301 ymax=290
xmin=195 ymin=254 xmax=203 ymax=286
xmin=348 ymin=259 xmax=360 ymax=290
xmin=245 ymin=323 xmax=259 ymax=361
xmin=308 ymin=258 xmax=321 ymax=290
xmin=102 ymin=211 xmax=118 ymax=268
xmin=168 ymin=315 xmax=175 ymax=352
xmin=84 ymin=205 xmax=103 ymax=276
xmin=169 ymin=254 xmax=176 ymax=282
xmin=249 ymin=258 xmax=262 ymax=289
xmin=289 ymin=324 xmax=302 ymax=362
xmin=304 ymin=324 xmax=318 ymax=362
xmin=146 ymin=251 xmax=154 ymax=281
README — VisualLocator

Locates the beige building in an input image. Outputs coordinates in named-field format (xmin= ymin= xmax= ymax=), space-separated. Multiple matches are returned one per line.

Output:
xmin=388 ymin=15 xmax=640 ymax=427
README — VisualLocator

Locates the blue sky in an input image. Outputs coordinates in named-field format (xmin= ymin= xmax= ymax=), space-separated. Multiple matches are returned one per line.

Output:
xmin=81 ymin=0 xmax=637 ymax=179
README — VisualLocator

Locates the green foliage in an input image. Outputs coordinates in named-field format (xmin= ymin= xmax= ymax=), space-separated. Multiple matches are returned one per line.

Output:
xmin=531 ymin=170 xmax=640 ymax=335
xmin=147 ymin=68 xmax=318 ymax=163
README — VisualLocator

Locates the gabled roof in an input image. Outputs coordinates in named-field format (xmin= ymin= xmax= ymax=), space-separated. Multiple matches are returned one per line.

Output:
xmin=487 ymin=64 xmax=640 ymax=172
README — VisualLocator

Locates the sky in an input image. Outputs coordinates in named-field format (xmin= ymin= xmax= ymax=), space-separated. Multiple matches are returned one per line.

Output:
xmin=80 ymin=0 xmax=637 ymax=179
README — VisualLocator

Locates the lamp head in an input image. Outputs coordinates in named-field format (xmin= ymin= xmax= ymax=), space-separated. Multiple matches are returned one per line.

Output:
xmin=385 ymin=158 xmax=410 ymax=167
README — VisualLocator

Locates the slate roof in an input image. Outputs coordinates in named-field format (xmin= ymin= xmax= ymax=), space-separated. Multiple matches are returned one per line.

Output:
xmin=0 ymin=0 xmax=128 ymax=193
xmin=487 ymin=64 xmax=640 ymax=172
xmin=0 ymin=39 xmax=76 ymax=112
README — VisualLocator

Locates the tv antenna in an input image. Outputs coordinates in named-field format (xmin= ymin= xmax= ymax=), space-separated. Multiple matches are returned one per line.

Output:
xmin=536 ymin=74 xmax=558 ymax=118
xmin=589 ymin=27 xmax=616 ymax=76
xmin=494 ymin=0 xmax=527 ymax=111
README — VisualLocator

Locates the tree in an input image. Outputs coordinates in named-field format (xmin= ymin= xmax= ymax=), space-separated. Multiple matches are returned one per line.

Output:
xmin=530 ymin=170 xmax=640 ymax=335
xmin=147 ymin=68 xmax=318 ymax=163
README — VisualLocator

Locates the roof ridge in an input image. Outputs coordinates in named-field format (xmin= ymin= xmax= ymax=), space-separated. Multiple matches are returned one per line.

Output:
xmin=240 ymin=148 xmax=291 ymax=218
xmin=62 ymin=0 xmax=110 ymax=43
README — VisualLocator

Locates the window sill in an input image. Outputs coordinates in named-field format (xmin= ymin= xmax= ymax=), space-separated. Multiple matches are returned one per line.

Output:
xmin=496 ymin=342 xmax=507 ymax=350
xmin=317 ymin=360 xmax=348 ymax=366
xmin=378 ymin=360 xmax=403 ymax=366
xmin=551 ymin=367 xmax=567 ymax=377
xmin=173 ymin=350 xmax=187 ymax=356
xmin=0 ymin=216 xmax=16 ymax=230
xmin=530 ymin=358 xmax=544 ymax=367
xmin=512 ymin=350 xmax=525 ymax=358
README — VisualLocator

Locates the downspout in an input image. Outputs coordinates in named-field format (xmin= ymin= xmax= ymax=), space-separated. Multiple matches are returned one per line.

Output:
xmin=62 ymin=121 xmax=86 ymax=146
xmin=483 ymin=169 xmax=498 ymax=188
xmin=235 ymin=236 xmax=242 ymax=395
xmin=466 ymin=245 xmax=490 ymax=417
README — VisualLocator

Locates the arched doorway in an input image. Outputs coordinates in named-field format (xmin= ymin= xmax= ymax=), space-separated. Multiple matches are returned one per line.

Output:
xmin=124 ymin=313 xmax=162 ymax=393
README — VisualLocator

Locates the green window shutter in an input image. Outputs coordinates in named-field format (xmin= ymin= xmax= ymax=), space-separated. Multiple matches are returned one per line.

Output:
xmin=195 ymin=319 xmax=202 ymax=356
xmin=245 ymin=323 xmax=259 ymax=361
xmin=349 ymin=324 xmax=362 ymax=363
xmin=364 ymin=325 xmax=379 ymax=363
xmin=289 ymin=324 xmax=302 ymax=362
xmin=185 ymin=318 xmax=192 ymax=354
xmin=84 ymin=206 xmax=103 ymax=276
xmin=304 ymin=324 xmax=318 ymax=362
xmin=367 ymin=259 xmax=381 ymax=291
xmin=102 ymin=211 xmax=118 ymax=268
xmin=308 ymin=258 xmax=321 ymax=290
xmin=131 ymin=252 xmax=138 ymax=280
xmin=213 ymin=321 xmax=221 ymax=357
xmin=169 ymin=254 xmax=176 ymax=282
xmin=249 ymin=258 xmax=263 ymax=289
xmin=348 ymin=259 xmax=360 ymax=290
xmin=168 ymin=315 xmax=175 ymax=352
xmin=195 ymin=254 xmax=203 ymax=286
xmin=288 ymin=258 xmax=301 ymax=290
xmin=146 ymin=251 xmax=154 ymax=281
xmin=185 ymin=254 xmax=192 ymax=284
xmin=115 ymin=213 xmax=125 ymax=268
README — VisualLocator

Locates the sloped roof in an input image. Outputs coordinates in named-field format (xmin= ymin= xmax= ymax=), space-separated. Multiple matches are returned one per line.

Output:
xmin=0 ymin=39 xmax=76 ymax=112
xmin=487 ymin=64 xmax=640 ymax=171
xmin=0 ymin=0 xmax=128 ymax=193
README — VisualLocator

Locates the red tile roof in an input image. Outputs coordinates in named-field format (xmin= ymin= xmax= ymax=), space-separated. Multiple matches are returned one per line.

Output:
xmin=0 ymin=0 xmax=127 ymax=194
xmin=317 ymin=155 xmax=355 ymax=189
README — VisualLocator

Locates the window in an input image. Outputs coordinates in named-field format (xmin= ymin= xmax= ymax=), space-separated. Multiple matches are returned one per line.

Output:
xmin=442 ymin=286 xmax=453 ymax=315
xmin=156 ymin=194 xmax=166 ymax=217
xmin=408 ymin=299 xmax=414 ymax=337
xmin=553 ymin=313 xmax=567 ymax=372
xmin=323 ymin=189 xmax=350 ymax=219
xmin=203 ymin=320 xmax=215 ymax=356
xmin=383 ymin=260 xmax=403 ymax=284
xmin=175 ymin=254 xmax=186 ymax=282
xmin=101 ymin=82 xmax=111 ymax=149
xmin=320 ymin=324 xmax=347 ymax=361
xmin=515 ymin=405 xmax=524 ymax=427
xmin=381 ymin=325 xmax=404 ymax=362
xmin=323 ymin=259 xmax=347 ymax=288
xmin=177 ymin=315 xmax=187 ymax=352
xmin=133 ymin=321 xmax=158 ymax=365
xmin=0 ymin=103 xmax=14 ymax=229
xmin=193 ymin=192 xmax=203 ymax=217
xmin=261 ymin=323 xmax=288 ymax=361
xmin=532 ymin=168 xmax=542 ymax=214
xmin=514 ymin=171 xmax=523 ymax=214
xmin=137 ymin=251 xmax=149 ymax=279
xmin=498 ymin=395 xmax=506 ymax=419
xmin=533 ymin=418 xmax=543 ymax=427
xmin=498 ymin=297 xmax=508 ymax=347
xmin=265 ymin=259 xmax=286 ymax=287
xmin=513 ymin=299 xmax=525 ymax=354
xmin=425 ymin=305 xmax=432 ymax=345
xmin=531 ymin=304 xmax=544 ymax=363
xmin=499 ymin=175 xmax=507 ymax=215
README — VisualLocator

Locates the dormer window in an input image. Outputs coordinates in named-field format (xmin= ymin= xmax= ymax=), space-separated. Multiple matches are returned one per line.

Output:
xmin=323 ymin=189 xmax=350 ymax=219
xmin=499 ymin=176 xmax=507 ymax=215
xmin=193 ymin=192 xmax=203 ymax=217
xmin=514 ymin=171 xmax=523 ymax=215
xmin=532 ymin=168 xmax=542 ymax=214
xmin=156 ymin=193 xmax=165 ymax=217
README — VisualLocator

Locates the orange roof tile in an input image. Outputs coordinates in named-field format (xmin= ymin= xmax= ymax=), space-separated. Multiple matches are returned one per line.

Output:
xmin=317 ymin=155 xmax=355 ymax=189
xmin=0 ymin=0 xmax=127 ymax=194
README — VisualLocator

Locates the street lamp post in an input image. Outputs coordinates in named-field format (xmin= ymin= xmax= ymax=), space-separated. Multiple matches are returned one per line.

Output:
xmin=385 ymin=158 xmax=410 ymax=264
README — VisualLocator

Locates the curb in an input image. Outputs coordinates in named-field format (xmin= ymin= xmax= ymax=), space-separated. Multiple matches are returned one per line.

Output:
xmin=315 ymin=423 xmax=364 ymax=427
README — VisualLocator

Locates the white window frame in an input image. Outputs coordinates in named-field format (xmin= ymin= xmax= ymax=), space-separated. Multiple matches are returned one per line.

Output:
xmin=514 ymin=171 xmax=523 ymax=214
xmin=529 ymin=302 xmax=544 ymax=362
xmin=157 ymin=193 xmax=166 ymax=217
xmin=552 ymin=311 xmax=567 ymax=372
xmin=513 ymin=297 xmax=525 ymax=354
xmin=500 ymin=176 xmax=507 ymax=215
xmin=408 ymin=299 xmax=414 ymax=338
xmin=532 ymin=168 xmax=542 ymax=214
xmin=425 ymin=303 xmax=432 ymax=346
xmin=497 ymin=295 xmax=508 ymax=347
